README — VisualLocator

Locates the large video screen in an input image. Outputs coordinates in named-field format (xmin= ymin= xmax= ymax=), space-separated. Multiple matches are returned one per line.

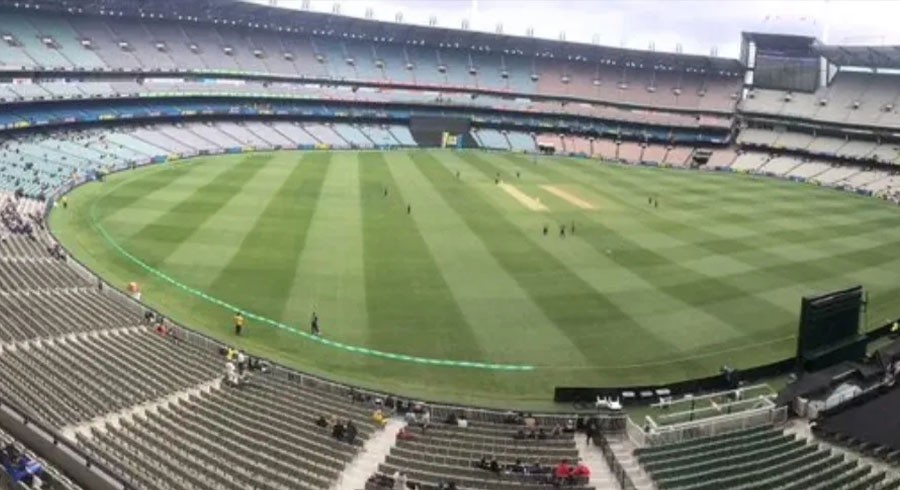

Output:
xmin=797 ymin=285 xmax=863 ymax=357
xmin=755 ymin=47 xmax=819 ymax=93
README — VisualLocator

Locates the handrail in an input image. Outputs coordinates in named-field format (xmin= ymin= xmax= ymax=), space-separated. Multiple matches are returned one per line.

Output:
xmin=0 ymin=396 xmax=127 ymax=490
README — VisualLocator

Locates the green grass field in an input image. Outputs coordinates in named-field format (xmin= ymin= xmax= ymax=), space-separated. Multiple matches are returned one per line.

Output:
xmin=51 ymin=149 xmax=900 ymax=409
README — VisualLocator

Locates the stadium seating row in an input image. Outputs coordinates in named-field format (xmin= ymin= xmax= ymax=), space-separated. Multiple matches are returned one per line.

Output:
xmin=0 ymin=12 xmax=741 ymax=113
xmin=0 ymin=78 xmax=732 ymax=130
xmin=0 ymin=121 xmax=415 ymax=198
xmin=636 ymin=425 xmax=900 ymax=490
xmin=742 ymin=72 xmax=900 ymax=130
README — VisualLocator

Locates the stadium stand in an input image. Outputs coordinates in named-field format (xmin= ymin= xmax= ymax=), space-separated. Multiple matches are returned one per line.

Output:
xmin=617 ymin=142 xmax=643 ymax=163
xmin=0 ymin=10 xmax=743 ymax=117
xmin=814 ymin=386 xmax=900 ymax=464
xmin=506 ymin=131 xmax=536 ymax=152
xmin=5 ymin=3 xmax=900 ymax=490
xmin=636 ymin=426 xmax=900 ymax=490
xmin=0 ymin=424 xmax=83 ymax=489
xmin=472 ymin=128 xmax=511 ymax=150
xmin=663 ymin=147 xmax=693 ymax=167
xmin=730 ymin=152 xmax=771 ymax=172
xmin=640 ymin=144 xmax=668 ymax=165
xmin=705 ymin=148 xmax=738 ymax=169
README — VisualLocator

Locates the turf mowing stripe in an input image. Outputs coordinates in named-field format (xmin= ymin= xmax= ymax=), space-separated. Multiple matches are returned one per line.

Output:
xmin=111 ymin=153 xmax=275 ymax=268
xmin=552 ymin=157 xmax=900 ymax=298
xmin=87 ymin=153 xmax=534 ymax=372
xmin=281 ymin=152 xmax=369 ymax=345
xmin=507 ymin=155 xmax=900 ymax=345
xmin=453 ymin=151 xmax=754 ymax=353
xmin=157 ymin=155 xmax=298 ymax=289
xmin=412 ymin=150 xmax=695 ymax=372
xmin=95 ymin=156 xmax=236 ymax=238
xmin=204 ymin=152 xmax=331 ymax=322
xmin=501 ymin=155 xmax=799 ymax=312
xmin=385 ymin=151 xmax=590 ymax=366
xmin=466 ymin=152 xmax=751 ymax=349
xmin=359 ymin=152 xmax=490 ymax=361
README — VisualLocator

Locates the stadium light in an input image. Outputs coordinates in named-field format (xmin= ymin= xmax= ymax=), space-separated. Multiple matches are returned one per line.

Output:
xmin=461 ymin=19 xmax=469 ymax=30
xmin=365 ymin=7 xmax=373 ymax=19
xmin=332 ymin=3 xmax=340 ymax=14
xmin=526 ymin=26 xmax=534 ymax=37
xmin=428 ymin=16 xmax=437 ymax=27
xmin=395 ymin=12 xmax=402 ymax=23
xmin=495 ymin=23 xmax=503 ymax=35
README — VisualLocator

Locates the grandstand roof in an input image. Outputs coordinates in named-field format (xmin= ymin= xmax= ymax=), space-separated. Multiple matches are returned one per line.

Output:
xmin=6 ymin=0 xmax=743 ymax=73
xmin=741 ymin=32 xmax=818 ymax=50
xmin=814 ymin=44 xmax=900 ymax=69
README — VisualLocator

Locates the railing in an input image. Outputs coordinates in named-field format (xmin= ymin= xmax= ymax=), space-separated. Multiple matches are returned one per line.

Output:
xmin=0 ymin=396 xmax=126 ymax=490
xmin=597 ymin=434 xmax=638 ymax=490
xmin=632 ymin=405 xmax=788 ymax=448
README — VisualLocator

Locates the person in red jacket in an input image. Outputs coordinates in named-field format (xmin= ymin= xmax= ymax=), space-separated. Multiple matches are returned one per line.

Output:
xmin=553 ymin=459 xmax=572 ymax=484
xmin=573 ymin=460 xmax=591 ymax=481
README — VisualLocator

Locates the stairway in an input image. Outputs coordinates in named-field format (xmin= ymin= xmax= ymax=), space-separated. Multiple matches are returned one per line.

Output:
xmin=574 ymin=434 xmax=620 ymax=490
xmin=332 ymin=418 xmax=405 ymax=490
xmin=607 ymin=436 xmax=656 ymax=490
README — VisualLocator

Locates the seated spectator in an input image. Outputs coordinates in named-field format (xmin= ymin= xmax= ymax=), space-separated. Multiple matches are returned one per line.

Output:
xmin=572 ymin=460 xmax=591 ymax=480
xmin=550 ymin=423 xmax=563 ymax=437
xmin=527 ymin=429 xmax=537 ymax=439
xmin=393 ymin=471 xmax=407 ymax=490
xmin=396 ymin=426 xmax=414 ymax=441
xmin=554 ymin=459 xmax=572 ymax=484
xmin=315 ymin=415 xmax=328 ymax=428
xmin=514 ymin=428 xmax=526 ymax=440
xmin=529 ymin=461 xmax=543 ymax=475
xmin=524 ymin=413 xmax=537 ymax=428
xmin=489 ymin=459 xmax=501 ymax=474
xmin=476 ymin=456 xmax=489 ymax=470
xmin=564 ymin=418 xmax=576 ymax=433
xmin=511 ymin=459 xmax=525 ymax=474
xmin=503 ymin=410 xmax=518 ymax=424
xmin=155 ymin=322 xmax=168 ymax=336
xmin=537 ymin=428 xmax=548 ymax=440
xmin=373 ymin=409 xmax=389 ymax=428
xmin=456 ymin=414 xmax=468 ymax=428
xmin=332 ymin=421 xmax=345 ymax=440
xmin=445 ymin=412 xmax=459 ymax=425
xmin=345 ymin=420 xmax=358 ymax=445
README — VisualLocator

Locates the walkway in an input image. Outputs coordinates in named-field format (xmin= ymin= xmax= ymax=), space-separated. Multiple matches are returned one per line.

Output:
xmin=574 ymin=434 xmax=621 ymax=490
xmin=332 ymin=418 xmax=405 ymax=490
xmin=606 ymin=435 xmax=656 ymax=490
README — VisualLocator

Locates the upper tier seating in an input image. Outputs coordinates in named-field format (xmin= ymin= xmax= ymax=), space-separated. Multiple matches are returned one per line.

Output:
xmin=2 ymin=13 xmax=741 ymax=114
xmin=741 ymin=72 xmax=900 ymax=129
